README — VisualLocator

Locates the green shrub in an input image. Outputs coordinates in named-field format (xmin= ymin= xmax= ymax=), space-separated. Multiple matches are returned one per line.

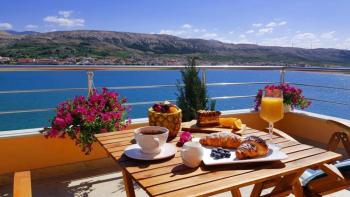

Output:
xmin=176 ymin=56 xmax=215 ymax=121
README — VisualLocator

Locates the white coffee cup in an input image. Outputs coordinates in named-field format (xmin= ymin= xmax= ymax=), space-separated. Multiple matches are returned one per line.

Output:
xmin=181 ymin=141 xmax=204 ymax=168
xmin=134 ymin=126 xmax=169 ymax=154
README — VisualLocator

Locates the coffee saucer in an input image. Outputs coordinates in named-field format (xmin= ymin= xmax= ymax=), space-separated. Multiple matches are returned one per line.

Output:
xmin=124 ymin=143 xmax=177 ymax=160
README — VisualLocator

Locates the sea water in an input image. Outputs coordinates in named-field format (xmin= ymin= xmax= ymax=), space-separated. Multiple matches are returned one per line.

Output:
xmin=0 ymin=69 xmax=349 ymax=131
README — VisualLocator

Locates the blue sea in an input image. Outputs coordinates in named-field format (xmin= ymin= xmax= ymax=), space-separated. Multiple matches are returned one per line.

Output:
xmin=0 ymin=68 xmax=349 ymax=131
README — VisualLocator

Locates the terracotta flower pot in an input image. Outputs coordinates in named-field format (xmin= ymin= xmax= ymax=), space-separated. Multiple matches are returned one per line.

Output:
xmin=284 ymin=104 xmax=292 ymax=112
xmin=148 ymin=108 xmax=182 ymax=140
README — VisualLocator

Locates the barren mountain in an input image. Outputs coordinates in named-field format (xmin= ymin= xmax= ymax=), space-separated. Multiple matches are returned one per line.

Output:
xmin=1 ymin=30 xmax=350 ymax=66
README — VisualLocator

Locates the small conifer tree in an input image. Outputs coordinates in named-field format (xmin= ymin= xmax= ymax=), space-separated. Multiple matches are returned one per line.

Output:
xmin=176 ymin=56 xmax=215 ymax=121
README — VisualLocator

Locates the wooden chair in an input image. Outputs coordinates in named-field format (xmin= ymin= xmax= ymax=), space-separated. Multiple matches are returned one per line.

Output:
xmin=250 ymin=121 xmax=350 ymax=197
xmin=13 ymin=171 xmax=32 ymax=197
xmin=301 ymin=120 xmax=350 ymax=196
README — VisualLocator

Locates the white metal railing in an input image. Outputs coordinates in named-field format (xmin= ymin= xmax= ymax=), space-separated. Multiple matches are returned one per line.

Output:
xmin=0 ymin=65 xmax=350 ymax=115
xmin=0 ymin=82 xmax=273 ymax=94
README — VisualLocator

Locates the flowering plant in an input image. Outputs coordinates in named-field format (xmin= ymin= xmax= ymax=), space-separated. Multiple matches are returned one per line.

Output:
xmin=45 ymin=88 xmax=131 ymax=154
xmin=254 ymin=83 xmax=311 ymax=111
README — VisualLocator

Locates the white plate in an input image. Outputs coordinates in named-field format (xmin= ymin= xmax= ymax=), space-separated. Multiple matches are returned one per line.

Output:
xmin=202 ymin=144 xmax=288 ymax=166
xmin=124 ymin=143 xmax=177 ymax=161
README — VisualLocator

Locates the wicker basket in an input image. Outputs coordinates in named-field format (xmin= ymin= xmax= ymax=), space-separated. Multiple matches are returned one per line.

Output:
xmin=148 ymin=108 xmax=182 ymax=140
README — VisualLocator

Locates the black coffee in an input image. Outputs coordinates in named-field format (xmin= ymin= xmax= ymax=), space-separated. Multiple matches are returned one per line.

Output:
xmin=141 ymin=130 xmax=164 ymax=135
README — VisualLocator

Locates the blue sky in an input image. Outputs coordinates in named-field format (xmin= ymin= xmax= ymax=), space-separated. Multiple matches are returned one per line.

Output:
xmin=1 ymin=0 xmax=350 ymax=49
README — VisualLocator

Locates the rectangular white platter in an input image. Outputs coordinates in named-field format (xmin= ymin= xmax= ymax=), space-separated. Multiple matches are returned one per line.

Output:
xmin=202 ymin=145 xmax=288 ymax=166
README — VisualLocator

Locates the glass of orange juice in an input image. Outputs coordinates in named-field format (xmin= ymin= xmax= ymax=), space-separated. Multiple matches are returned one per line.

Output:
xmin=259 ymin=89 xmax=284 ymax=147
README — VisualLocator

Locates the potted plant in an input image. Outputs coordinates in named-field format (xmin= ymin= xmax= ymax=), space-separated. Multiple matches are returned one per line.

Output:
xmin=176 ymin=56 xmax=215 ymax=121
xmin=254 ymin=83 xmax=311 ymax=112
xmin=44 ymin=88 xmax=131 ymax=154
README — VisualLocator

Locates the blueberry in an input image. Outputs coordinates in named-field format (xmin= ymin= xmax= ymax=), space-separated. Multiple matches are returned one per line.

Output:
xmin=211 ymin=148 xmax=231 ymax=160
xmin=214 ymin=156 xmax=221 ymax=160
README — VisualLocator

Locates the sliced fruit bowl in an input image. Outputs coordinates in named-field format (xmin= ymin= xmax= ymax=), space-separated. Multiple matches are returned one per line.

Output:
xmin=148 ymin=101 xmax=182 ymax=140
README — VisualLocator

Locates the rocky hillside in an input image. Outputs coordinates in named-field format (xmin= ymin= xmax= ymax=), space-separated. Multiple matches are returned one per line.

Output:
xmin=1 ymin=30 xmax=350 ymax=66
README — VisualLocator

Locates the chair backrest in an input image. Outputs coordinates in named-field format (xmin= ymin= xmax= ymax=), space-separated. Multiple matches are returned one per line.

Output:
xmin=326 ymin=120 xmax=350 ymax=157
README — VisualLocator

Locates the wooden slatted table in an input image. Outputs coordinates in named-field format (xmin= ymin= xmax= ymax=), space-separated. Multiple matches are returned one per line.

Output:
xmin=95 ymin=125 xmax=341 ymax=197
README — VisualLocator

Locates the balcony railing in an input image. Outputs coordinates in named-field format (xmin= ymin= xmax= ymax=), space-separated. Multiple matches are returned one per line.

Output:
xmin=0 ymin=65 xmax=350 ymax=116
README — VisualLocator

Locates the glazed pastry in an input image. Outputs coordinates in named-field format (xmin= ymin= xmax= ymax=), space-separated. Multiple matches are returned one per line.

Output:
xmin=199 ymin=131 xmax=241 ymax=148
xmin=235 ymin=136 xmax=269 ymax=159
xmin=196 ymin=110 xmax=221 ymax=127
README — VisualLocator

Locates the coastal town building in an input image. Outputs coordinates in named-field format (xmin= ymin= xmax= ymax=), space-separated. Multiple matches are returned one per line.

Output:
xmin=0 ymin=56 xmax=11 ymax=64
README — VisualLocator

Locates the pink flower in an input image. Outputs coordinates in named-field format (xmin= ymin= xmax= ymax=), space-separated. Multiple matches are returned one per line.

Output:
xmin=254 ymin=83 xmax=310 ymax=111
xmin=102 ymin=87 xmax=108 ymax=94
xmin=74 ymin=127 xmax=80 ymax=134
xmin=86 ymin=114 xmax=96 ymax=122
xmin=54 ymin=117 xmax=66 ymax=129
xmin=112 ymin=112 xmax=121 ymax=119
xmin=100 ymin=128 xmax=108 ymax=133
xmin=179 ymin=131 xmax=192 ymax=145
xmin=114 ymin=122 xmax=121 ymax=129
xmin=108 ymin=92 xmax=117 ymax=99
xmin=73 ymin=96 xmax=85 ymax=105
xmin=47 ymin=87 xmax=131 ymax=154
xmin=47 ymin=128 xmax=58 ymax=137
xmin=74 ymin=106 xmax=88 ymax=115
xmin=64 ymin=113 xmax=73 ymax=125
xmin=101 ymin=113 xmax=112 ymax=122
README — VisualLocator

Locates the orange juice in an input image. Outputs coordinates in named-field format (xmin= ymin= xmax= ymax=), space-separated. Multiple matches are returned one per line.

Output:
xmin=260 ymin=97 xmax=284 ymax=123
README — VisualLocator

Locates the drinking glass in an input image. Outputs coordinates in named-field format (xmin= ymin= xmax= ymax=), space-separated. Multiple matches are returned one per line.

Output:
xmin=259 ymin=89 xmax=284 ymax=148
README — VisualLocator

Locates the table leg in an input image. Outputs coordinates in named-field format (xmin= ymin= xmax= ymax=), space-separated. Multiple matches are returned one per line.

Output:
xmin=231 ymin=188 xmax=242 ymax=197
xmin=122 ymin=169 xmax=136 ymax=197
xmin=269 ymin=170 xmax=305 ymax=197
xmin=292 ymin=179 xmax=303 ymax=197
xmin=250 ymin=183 xmax=263 ymax=197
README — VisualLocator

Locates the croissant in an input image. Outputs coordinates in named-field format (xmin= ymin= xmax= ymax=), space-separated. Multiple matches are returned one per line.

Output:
xmin=199 ymin=132 xmax=241 ymax=149
xmin=235 ymin=136 xmax=269 ymax=159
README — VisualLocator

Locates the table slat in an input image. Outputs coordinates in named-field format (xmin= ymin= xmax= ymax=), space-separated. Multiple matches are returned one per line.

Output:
xmin=95 ymin=129 xmax=134 ymax=137
xmin=120 ymin=136 xmax=286 ymax=174
xmin=155 ymin=151 xmax=341 ymax=197
xmin=132 ymin=141 xmax=300 ymax=181
xmin=98 ymin=132 xmax=134 ymax=141
xmin=140 ymin=146 xmax=321 ymax=192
